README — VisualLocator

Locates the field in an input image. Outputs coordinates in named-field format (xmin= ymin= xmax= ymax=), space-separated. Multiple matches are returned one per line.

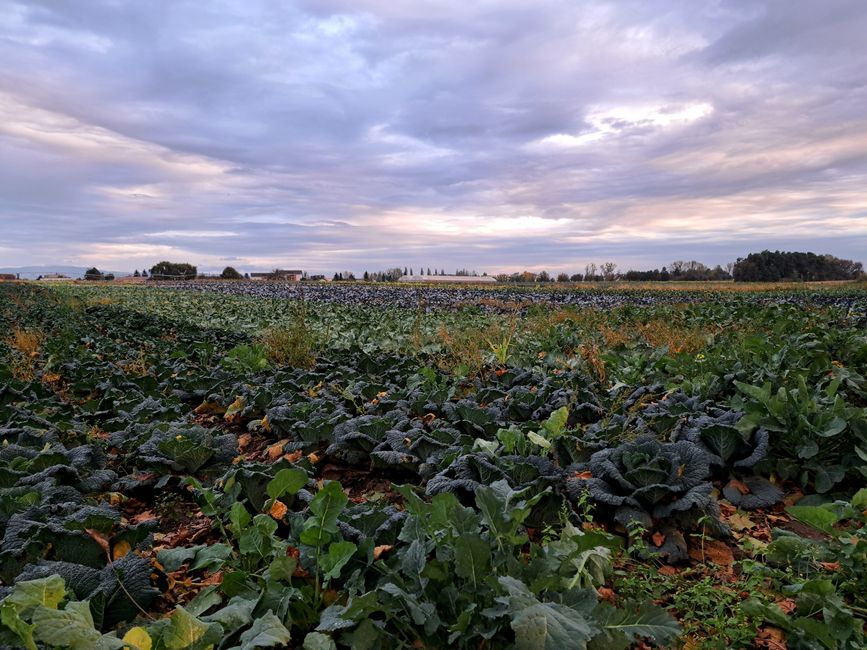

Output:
xmin=1 ymin=281 xmax=866 ymax=650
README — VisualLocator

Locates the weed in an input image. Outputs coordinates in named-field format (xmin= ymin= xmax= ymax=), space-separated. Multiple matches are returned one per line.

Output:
xmin=7 ymin=327 xmax=42 ymax=380
xmin=612 ymin=564 xmax=770 ymax=648
xmin=259 ymin=300 xmax=317 ymax=368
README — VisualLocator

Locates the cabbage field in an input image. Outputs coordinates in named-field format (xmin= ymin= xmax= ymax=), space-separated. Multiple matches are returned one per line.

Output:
xmin=1 ymin=281 xmax=866 ymax=649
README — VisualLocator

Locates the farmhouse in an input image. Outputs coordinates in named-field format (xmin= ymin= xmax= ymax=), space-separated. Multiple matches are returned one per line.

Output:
xmin=250 ymin=269 xmax=303 ymax=282
xmin=398 ymin=274 xmax=496 ymax=284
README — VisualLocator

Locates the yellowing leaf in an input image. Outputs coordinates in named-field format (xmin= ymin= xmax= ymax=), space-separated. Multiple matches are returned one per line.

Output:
xmin=527 ymin=431 xmax=551 ymax=449
xmin=112 ymin=540 xmax=132 ymax=560
xmin=123 ymin=626 xmax=152 ymax=650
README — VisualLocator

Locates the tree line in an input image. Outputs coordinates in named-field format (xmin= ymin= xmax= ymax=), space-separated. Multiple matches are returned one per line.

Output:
xmin=732 ymin=251 xmax=862 ymax=282
xmin=104 ymin=251 xmax=863 ymax=283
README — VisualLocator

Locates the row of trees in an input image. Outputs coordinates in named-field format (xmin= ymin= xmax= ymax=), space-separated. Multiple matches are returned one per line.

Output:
xmin=732 ymin=251 xmax=863 ymax=282
xmin=131 ymin=252 xmax=864 ymax=284
xmin=488 ymin=261 xmax=731 ymax=283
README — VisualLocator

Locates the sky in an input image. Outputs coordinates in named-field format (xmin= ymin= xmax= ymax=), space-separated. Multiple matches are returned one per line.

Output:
xmin=1 ymin=0 xmax=866 ymax=275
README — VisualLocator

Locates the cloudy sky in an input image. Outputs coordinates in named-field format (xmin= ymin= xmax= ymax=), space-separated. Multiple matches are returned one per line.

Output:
xmin=2 ymin=0 xmax=866 ymax=275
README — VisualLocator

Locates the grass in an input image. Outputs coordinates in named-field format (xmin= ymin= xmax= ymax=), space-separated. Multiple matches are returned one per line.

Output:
xmin=7 ymin=327 xmax=42 ymax=380
xmin=612 ymin=562 xmax=773 ymax=648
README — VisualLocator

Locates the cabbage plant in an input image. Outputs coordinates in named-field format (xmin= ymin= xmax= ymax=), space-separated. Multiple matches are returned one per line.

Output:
xmin=570 ymin=436 xmax=725 ymax=560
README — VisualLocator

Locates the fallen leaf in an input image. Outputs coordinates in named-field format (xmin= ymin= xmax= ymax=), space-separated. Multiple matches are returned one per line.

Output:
xmin=199 ymin=571 xmax=223 ymax=586
xmin=597 ymin=587 xmax=616 ymax=604
xmin=573 ymin=470 xmax=593 ymax=480
xmin=689 ymin=539 xmax=734 ymax=566
xmin=776 ymin=599 xmax=796 ymax=615
xmin=269 ymin=500 xmax=288 ymax=520
xmin=819 ymin=561 xmax=841 ymax=572
xmin=651 ymin=531 xmax=666 ymax=547
xmin=283 ymin=450 xmax=303 ymax=463
xmin=373 ymin=545 xmax=393 ymax=560
xmin=726 ymin=479 xmax=750 ymax=495
xmin=131 ymin=510 xmax=157 ymax=524
xmin=112 ymin=540 xmax=132 ymax=560
xmin=307 ymin=452 xmax=322 ymax=465
xmin=728 ymin=512 xmax=755 ymax=532
xmin=658 ymin=565 xmax=678 ymax=576
xmin=266 ymin=440 xmax=288 ymax=461
xmin=237 ymin=433 xmax=252 ymax=452
xmin=755 ymin=626 xmax=788 ymax=650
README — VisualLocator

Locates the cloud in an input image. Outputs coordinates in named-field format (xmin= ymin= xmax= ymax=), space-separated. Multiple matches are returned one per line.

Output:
xmin=1 ymin=0 xmax=866 ymax=274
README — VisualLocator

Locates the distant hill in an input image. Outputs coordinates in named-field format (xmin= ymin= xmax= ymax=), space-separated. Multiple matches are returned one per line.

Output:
xmin=0 ymin=266 xmax=130 ymax=280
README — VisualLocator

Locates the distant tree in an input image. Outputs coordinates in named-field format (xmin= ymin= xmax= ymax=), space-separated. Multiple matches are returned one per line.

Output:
xmin=601 ymin=262 xmax=618 ymax=281
xmin=404 ymin=267 xmax=408 ymax=276
xmin=84 ymin=267 xmax=103 ymax=281
xmin=556 ymin=272 xmax=570 ymax=282
xmin=733 ymin=250 xmax=863 ymax=282
xmin=150 ymin=261 xmax=197 ymax=280
xmin=584 ymin=263 xmax=597 ymax=281
xmin=104 ymin=273 xmax=115 ymax=281
xmin=133 ymin=269 xmax=141 ymax=277
xmin=427 ymin=267 xmax=432 ymax=275
xmin=363 ymin=271 xmax=369 ymax=281
xmin=220 ymin=266 xmax=242 ymax=279
xmin=141 ymin=270 xmax=148 ymax=278
xmin=570 ymin=273 xmax=583 ymax=282
xmin=537 ymin=270 xmax=550 ymax=282
xmin=660 ymin=266 xmax=670 ymax=281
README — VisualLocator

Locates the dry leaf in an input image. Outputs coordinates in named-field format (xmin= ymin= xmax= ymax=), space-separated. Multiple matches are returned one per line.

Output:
xmin=269 ymin=500 xmax=288 ymax=520
xmin=728 ymin=512 xmax=754 ymax=532
xmin=131 ymin=510 xmax=157 ymax=524
xmin=266 ymin=440 xmax=288 ymax=461
xmin=237 ymin=433 xmax=252 ymax=452
xmin=373 ymin=544 xmax=393 ymax=560
xmin=658 ymin=565 xmax=678 ymax=576
xmin=283 ymin=450 xmax=304 ymax=463
xmin=573 ymin=470 xmax=593 ymax=480
xmin=776 ymin=599 xmax=796 ymax=615
xmin=755 ymin=626 xmax=788 ymax=650
xmin=819 ymin=561 xmax=841 ymax=571
xmin=651 ymin=531 xmax=666 ymax=547
xmin=112 ymin=540 xmax=132 ymax=560
xmin=307 ymin=452 xmax=322 ymax=465
xmin=597 ymin=587 xmax=616 ymax=604
xmin=783 ymin=490 xmax=804 ymax=507
xmin=689 ymin=539 xmax=734 ymax=565
xmin=726 ymin=479 xmax=750 ymax=495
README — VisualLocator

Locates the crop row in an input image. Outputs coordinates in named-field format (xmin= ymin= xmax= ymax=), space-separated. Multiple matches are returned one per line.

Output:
xmin=1 ymin=283 xmax=865 ymax=648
